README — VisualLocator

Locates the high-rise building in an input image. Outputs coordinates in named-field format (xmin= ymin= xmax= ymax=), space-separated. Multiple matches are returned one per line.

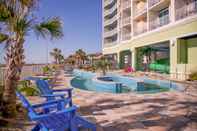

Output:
xmin=102 ymin=0 xmax=197 ymax=80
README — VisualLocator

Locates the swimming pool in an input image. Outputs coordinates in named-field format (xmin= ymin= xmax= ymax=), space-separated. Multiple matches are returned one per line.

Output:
xmin=71 ymin=69 xmax=184 ymax=94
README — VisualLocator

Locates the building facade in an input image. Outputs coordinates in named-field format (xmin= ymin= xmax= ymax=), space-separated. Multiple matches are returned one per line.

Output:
xmin=102 ymin=0 xmax=197 ymax=80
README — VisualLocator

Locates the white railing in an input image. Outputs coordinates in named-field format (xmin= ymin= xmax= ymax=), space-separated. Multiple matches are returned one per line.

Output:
xmin=121 ymin=33 xmax=131 ymax=41
xmin=0 ymin=64 xmax=46 ymax=85
xmin=104 ymin=14 xmax=118 ymax=25
xmin=104 ymin=3 xmax=117 ymax=16
xmin=176 ymin=1 xmax=197 ymax=21
xmin=149 ymin=0 xmax=161 ymax=8
xmin=104 ymin=28 xmax=118 ymax=37
xmin=134 ymin=27 xmax=147 ymax=36
xmin=122 ymin=17 xmax=131 ymax=26
xmin=150 ymin=16 xmax=170 ymax=30
xmin=121 ymin=0 xmax=131 ymax=10
xmin=104 ymin=41 xmax=118 ymax=47
xmin=20 ymin=65 xmax=46 ymax=79
xmin=134 ymin=7 xmax=147 ymax=17
xmin=104 ymin=0 xmax=114 ymax=7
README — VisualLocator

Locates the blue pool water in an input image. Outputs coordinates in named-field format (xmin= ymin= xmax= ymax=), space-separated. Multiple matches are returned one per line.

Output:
xmin=71 ymin=69 xmax=184 ymax=94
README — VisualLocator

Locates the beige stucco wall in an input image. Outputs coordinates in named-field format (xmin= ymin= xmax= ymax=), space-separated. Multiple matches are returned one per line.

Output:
xmin=187 ymin=38 xmax=197 ymax=64
xmin=103 ymin=16 xmax=197 ymax=80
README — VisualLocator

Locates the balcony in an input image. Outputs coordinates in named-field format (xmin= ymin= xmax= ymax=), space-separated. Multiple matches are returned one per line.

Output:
xmin=121 ymin=0 xmax=131 ymax=10
xmin=134 ymin=27 xmax=147 ymax=36
xmin=176 ymin=1 xmax=197 ymax=21
xmin=150 ymin=16 xmax=170 ymax=30
xmin=149 ymin=0 xmax=161 ymax=8
xmin=133 ymin=0 xmax=147 ymax=18
xmin=104 ymin=15 xmax=118 ymax=26
xmin=121 ymin=17 xmax=131 ymax=26
xmin=134 ymin=7 xmax=147 ymax=18
xmin=104 ymin=41 xmax=118 ymax=47
xmin=121 ymin=33 xmax=131 ymax=41
xmin=104 ymin=3 xmax=117 ymax=16
xmin=104 ymin=28 xmax=118 ymax=38
xmin=104 ymin=0 xmax=114 ymax=7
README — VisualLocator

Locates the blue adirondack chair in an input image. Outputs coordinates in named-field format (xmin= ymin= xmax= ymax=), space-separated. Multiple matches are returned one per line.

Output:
xmin=25 ymin=77 xmax=73 ymax=107
xmin=16 ymin=91 xmax=96 ymax=131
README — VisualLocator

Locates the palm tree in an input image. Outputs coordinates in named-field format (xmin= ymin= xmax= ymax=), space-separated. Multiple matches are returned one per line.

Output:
xmin=96 ymin=56 xmax=111 ymax=76
xmin=50 ymin=48 xmax=63 ymax=64
xmin=0 ymin=0 xmax=63 ymax=117
xmin=75 ymin=49 xmax=87 ymax=66
xmin=66 ymin=55 xmax=76 ymax=65
xmin=58 ymin=54 xmax=65 ymax=64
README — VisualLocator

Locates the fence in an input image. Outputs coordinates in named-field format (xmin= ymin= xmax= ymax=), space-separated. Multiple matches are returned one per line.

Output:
xmin=0 ymin=64 xmax=46 ymax=86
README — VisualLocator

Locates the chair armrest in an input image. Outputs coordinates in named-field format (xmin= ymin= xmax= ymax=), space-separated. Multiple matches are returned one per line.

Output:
xmin=52 ymin=88 xmax=73 ymax=92
xmin=53 ymin=88 xmax=73 ymax=107
xmin=31 ymin=105 xmax=78 ymax=121
xmin=32 ymin=99 xmax=64 ymax=109
xmin=40 ymin=94 xmax=66 ymax=98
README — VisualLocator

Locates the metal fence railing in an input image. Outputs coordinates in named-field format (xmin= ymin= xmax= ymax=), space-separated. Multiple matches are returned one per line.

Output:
xmin=0 ymin=64 xmax=46 ymax=86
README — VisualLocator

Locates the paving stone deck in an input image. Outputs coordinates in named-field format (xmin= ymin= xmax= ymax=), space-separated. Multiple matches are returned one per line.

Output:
xmin=29 ymin=70 xmax=197 ymax=131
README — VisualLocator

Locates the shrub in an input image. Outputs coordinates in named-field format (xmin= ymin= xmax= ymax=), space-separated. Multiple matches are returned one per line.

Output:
xmin=17 ymin=80 xmax=40 ymax=96
xmin=42 ymin=66 xmax=51 ymax=74
xmin=18 ymin=86 xmax=39 ymax=96
xmin=189 ymin=72 xmax=197 ymax=81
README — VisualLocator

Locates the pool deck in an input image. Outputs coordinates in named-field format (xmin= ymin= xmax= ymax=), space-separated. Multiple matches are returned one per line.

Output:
xmin=29 ymin=70 xmax=197 ymax=131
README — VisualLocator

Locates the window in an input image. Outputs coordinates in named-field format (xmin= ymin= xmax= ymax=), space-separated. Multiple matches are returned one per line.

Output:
xmin=124 ymin=55 xmax=128 ymax=64
xmin=194 ymin=0 xmax=197 ymax=10
xmin=159 ymin=8 xmax=169 ymax=26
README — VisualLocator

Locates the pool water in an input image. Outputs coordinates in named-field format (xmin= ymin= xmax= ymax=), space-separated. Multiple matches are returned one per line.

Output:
xmin=71 ymin=77 xmax=132 ymax=93
xmin=71 ymin=69 xmax=183 ymax=94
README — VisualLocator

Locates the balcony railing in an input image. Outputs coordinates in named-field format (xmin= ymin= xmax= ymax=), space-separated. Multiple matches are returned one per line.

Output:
xmin=121 ymin=17 xmax=131 ymax=26
xmin=104 ymin=28 xmax=118 ymax=37
xmin=121 ymin=33 xmax=131 ymax=41
xmin=104 ymin=3 xmax=117 ymax=16
xmin=104 ymin=15 xmax=118 ymax=26
xmin=150 ymin=16 xmax=170 ymax=30
xmin=104 ymin=0 xmax=114 ymax=7
xmin=134 ymin=27 xmax=147 ymax=36
xmin=121 ymin=0 xmax=131 ymax=10
xmin=149 ymin=0 xmax=161 ymax=8
xmin=104 ymin=41 xmax=118 ymax=47
xmin=176 ymin=1 xmax=197 ymax=21
xmin=134 ymin=7 xmax=147 ymax=17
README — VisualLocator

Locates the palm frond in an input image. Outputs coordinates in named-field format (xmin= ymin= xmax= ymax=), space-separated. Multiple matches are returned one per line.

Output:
xmin=0 ymin=33 xmax=8 ymax=43
xmin=13 ymin=17 xmax=33 ymax=36
xmin=34 ymin=17 xmax=63 ymax=40
xmin=0 ymin=1 xmax=12 ymax=22
xmin=18 ymin=0 xmax=37 ymax=8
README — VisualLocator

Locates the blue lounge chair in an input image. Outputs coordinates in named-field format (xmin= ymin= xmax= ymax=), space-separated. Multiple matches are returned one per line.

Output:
xmin=25 ymin=77 xmax=73 ymax=107
xmin=16 ymin=91 xmax=96 ymax=131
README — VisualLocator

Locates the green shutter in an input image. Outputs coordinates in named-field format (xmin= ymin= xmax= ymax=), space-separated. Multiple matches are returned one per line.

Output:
xmin=177 ymin=39 xmax=188 ymax=64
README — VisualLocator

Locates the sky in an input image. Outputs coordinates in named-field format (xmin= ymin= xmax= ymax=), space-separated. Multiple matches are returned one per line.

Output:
xmin=0 ymin=0 xmax=102 ymax=64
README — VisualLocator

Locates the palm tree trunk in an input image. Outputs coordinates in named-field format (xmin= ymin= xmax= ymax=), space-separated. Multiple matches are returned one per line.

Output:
xmin=2 ymin=37 xmax=24 ymax=118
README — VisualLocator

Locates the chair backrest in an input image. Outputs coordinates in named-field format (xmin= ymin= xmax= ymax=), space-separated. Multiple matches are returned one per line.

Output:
xmin=36 ymin=79 xmax=53 ymax=95
xmin=16 ymin=91 xmax=35 ymax=115
xmin=24 ymin=76 xmax=40 ymax=81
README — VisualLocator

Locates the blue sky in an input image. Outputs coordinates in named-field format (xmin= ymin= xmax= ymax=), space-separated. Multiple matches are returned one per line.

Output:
xmin=0 ymin=0 xmax=102 ymax=64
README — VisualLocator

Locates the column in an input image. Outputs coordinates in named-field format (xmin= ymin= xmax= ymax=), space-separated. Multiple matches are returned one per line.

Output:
xmin=131 ymin=48 xmax=136 ymax=70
